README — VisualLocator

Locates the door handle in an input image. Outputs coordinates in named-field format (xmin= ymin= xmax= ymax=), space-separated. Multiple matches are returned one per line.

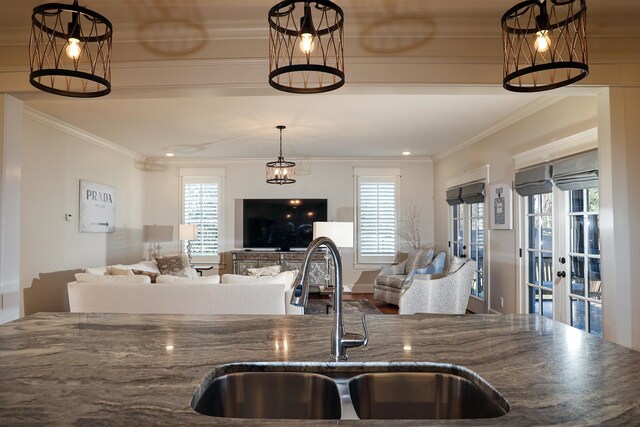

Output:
xmin=556 ymin=271 xmax=566 ymax=278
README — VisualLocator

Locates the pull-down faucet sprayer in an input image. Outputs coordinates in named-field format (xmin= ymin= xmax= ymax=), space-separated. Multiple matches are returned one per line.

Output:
xmin=291 ymin=236 xmax=368 ymax=361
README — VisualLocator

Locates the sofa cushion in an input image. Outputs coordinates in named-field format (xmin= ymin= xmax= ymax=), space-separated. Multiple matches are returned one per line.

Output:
xmin=375 ymin=274 xmax=406 ymax=290
xmin=247 ymin=265 xmax=281 ymax=277
xmin=155 ymin=255 xmax=190 ymax=277
xmin=156 ymin=274 xmax=220 ymax=284
xmin=74 ymin=273 xmax=151 ymax=284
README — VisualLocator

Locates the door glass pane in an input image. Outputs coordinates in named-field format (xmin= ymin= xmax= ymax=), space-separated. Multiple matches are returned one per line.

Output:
xmin=588 ymin=215 xmax=600 ymax=255
xmin=587 ymin=188 xmax=599 ymax=212
xmin=570 ymin=298 xmax=586 ymax=331
xmin=570 ymin=216 xmax=584 ymax=253
xmin=588 ymin=258 xmax=602 ymax=300
xmin=453 ymin=243 xmax=459 ymax=257
xmin=477 ymin=246 xmax=484 ymax=274
xmin=541 ymin=193 xmax=552 ymax=214
xmin=570 ymin=190 xmax=584 ymax=212
xmin=589 ymin=302 xmax=602 ymax=337
xmin=477 ymin=203 xmax=484 ymax=217
xmin=528 ymin=286 xmax=539 ymax=314
xmin=471 ymin=219 xmax=478 ymax=244
xmin=470 ymin=244 xmax=477 ymax=261
xmin=528 ymin=194 xmax=540 ymax=214
xmin=570 ymin=256 xmax=585 ymax=296
xmin=541 ymin=215 xmax=552 ymax=251
xmin=542 ymin=289 xmax=553 ymax=319
xmin=528 ymin=253 xmax=541 ymax=286
xmin=541 ymin=253 xmax=553 ymax=289
xmin=529 ymin=217 xmax=540 ymax=249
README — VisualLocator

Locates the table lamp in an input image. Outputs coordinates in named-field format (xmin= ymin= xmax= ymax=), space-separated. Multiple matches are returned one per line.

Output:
xmin=179 ymin=224 xmax=199 ymax=265
xmin=143 ymin=225 xmax=174 ymax=260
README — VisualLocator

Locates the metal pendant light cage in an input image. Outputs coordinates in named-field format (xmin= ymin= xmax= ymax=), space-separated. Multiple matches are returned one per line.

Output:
xmin=502 ymin=0 xmax=588 ymax=92
xmin=266 ymin=125 xmax=296 ymax=185
xmin=29 ymin=1 xmax=113 ymax=97
xmin=268 ymin=0 xmax=345 ymax=94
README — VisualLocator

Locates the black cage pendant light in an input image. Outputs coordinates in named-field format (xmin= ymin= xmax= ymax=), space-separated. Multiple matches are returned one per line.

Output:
xmin=29 ymin=0 xmax=113 ymax=97
xmin=266 ymin=126 xmax=296 ymax=185
xmin=502 ymin=0 xmax=588 ymax=92
xmin=268 ymin=0 xmax=345 ymax=94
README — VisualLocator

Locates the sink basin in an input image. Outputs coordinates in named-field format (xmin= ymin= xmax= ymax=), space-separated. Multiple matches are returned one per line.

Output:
xmin=348 ymin=372 xmax=507 ymax=419
xmin=192 ymin=371 xmax=341 ymax=419
xmin=191 ymin=362 xmax=509 ymax=421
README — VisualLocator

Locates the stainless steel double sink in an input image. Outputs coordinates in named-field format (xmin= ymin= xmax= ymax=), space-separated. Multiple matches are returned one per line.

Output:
xmin=191 ymin=362 xmax=510 ymax=421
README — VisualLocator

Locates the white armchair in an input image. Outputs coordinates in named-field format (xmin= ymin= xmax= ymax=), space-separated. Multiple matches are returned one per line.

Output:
xmin=399 ymin=259 xmax=477 ymax=315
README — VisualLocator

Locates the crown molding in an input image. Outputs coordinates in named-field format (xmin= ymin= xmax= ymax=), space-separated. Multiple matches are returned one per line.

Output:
xmin=433 ymin=96 xmax=567 ymax=163
xmin=23 ymin=106 xmax=140 ymax=160
xmin=139 ymin=156 xmax=433 ymax=166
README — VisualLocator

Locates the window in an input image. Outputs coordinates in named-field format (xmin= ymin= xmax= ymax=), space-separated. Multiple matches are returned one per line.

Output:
xmin=180 ymin=170 xmax=224 ymax=263
xmin=354 ymin=170 xmax=399 ymax=264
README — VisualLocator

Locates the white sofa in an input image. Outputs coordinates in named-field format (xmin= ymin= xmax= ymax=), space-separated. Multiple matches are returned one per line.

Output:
xmin=68 ymin=265 xmax=304 ymax=315
xmin=68 ymin=281 xmax=303 ymax=315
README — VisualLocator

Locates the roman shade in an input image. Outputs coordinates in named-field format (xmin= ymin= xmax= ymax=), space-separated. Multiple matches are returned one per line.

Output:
xmin=460 ymin=182 xmax=485 ymax=204
xmin=515 ymin=164 xmax=553 ymax=196
xmin=552 ymin=150 xmax=599 ymax=191
xmin=446 ymin=187 xmax=463 ymax=206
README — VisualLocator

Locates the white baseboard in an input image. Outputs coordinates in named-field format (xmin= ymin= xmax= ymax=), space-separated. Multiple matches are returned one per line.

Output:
xmin=489 ymin=308 xmax=502 ymax=315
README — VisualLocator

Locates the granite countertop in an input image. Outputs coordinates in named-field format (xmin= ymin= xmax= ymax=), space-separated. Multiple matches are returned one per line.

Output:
xmin=1 ymin=312 xmax=639 ymax=425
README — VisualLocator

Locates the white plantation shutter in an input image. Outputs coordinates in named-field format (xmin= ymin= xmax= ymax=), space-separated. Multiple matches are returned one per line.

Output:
xmin=181 ymin=175 xmax=223 ymax=263
xmin=356 ymin=174 xmax=398 ymax=264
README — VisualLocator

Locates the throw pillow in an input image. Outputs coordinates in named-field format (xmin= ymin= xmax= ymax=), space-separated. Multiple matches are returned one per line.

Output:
xmin=85 ymin=266 xmax=108 ymax=275
xmin=156 ymin=275 xmax=220 ymax=284
xmin=447 ymin=256 xmax=466 ymax=275
xmin=155 ymin=255 xmax=189 ymax=277
xmin=109 ymin=266 xmax=134 ymax=275
xmin=406 ymin=248 xmax=435 ymax=274
xmin=247 ymin=265 xmax=281 ymax=277
xmin=221 ymin=274 xmax=257 ymax=284
xmin=74 ymin=273 xmax=151 ymax=284
xmin=132 ymin=269 xmax=160 ymax=283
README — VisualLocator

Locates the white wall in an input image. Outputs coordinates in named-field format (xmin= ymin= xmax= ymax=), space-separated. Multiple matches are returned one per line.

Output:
xmin=0 ymin=95 xmax=22 ymax=323
xmin=20 ymin=111 xmax=145 ymax=315
xmin=433 ymin=96 xmax=598 ymax=315
xmin=143 ymin=159 xmax=434 ymax=291
xmin=598 ymin=88 xmax=640 ymax=350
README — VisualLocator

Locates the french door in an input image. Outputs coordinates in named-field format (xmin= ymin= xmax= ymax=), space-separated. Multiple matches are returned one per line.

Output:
xmin=523 ymin=188 xmax=602 ymax=335
xmin=451 ymin=202 xmax=486 ymax=313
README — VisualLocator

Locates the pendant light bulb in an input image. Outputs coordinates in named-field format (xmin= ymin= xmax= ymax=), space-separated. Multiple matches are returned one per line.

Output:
xmin=65 ymin=37 xmax=82 ymax=59
xmin=534 ymin=30 xmax=551 ymax=53
xmin=298 ymin=3 xmax=316 ymax=54
xmin=65 ymin=10 xmax=82 ymax=60
xmin=299 ymin=33 xmax=315 ymax=54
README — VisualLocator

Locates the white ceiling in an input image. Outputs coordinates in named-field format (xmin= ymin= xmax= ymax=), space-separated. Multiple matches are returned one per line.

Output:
xmin=3 ymin=0 xmax=637 ymax=160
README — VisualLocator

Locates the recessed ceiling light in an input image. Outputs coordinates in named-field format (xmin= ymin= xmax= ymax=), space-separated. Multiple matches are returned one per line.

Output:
xmin=402 ymin=151 xmax=411 ymax=156
xmin=165 ymin=152 xmax=175 ymax=157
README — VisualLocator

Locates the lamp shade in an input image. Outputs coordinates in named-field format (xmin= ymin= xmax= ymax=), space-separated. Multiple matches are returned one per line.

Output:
xmin=179 ymin=224 xmax=198 ymax=241
xmin=313 ymin=222 xmax=353 ymax=248
xmin=143 ymin=225 xmax=174 ymax=243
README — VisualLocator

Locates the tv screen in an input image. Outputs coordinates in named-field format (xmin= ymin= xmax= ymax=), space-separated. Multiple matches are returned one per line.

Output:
xmin=243 ymin=199 xmax=328 ymax=250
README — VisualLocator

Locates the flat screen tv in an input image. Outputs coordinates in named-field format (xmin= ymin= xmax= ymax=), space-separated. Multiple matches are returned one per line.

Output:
xmin=243 ymin=199 xmax=328 ymax=251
